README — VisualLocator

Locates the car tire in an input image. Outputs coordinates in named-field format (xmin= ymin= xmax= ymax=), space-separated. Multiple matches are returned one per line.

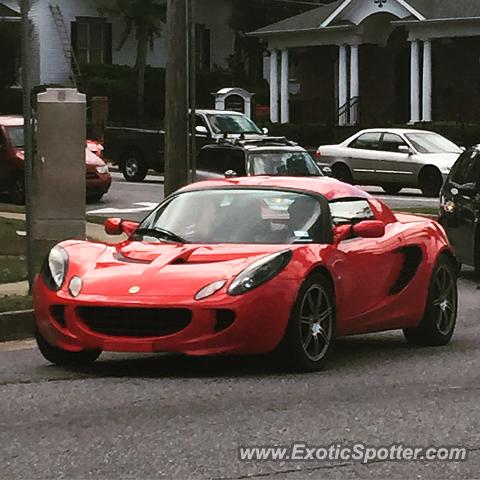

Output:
xmin=87 ymin=193 xmax=104 ymax=204
xmin=35 ymin=327 xmax=101 ymax=366
xmin=121 ymin=150 xmax=148 ymax=182
xmin=382 ymin=185 xmax=402 ymax=195
xmin=9 ymin=172 xmax=25 ymax=205
xmin=403 ymin=254 xmax=457 ymax=347
xmin=275 ymin=273 xmax=336 ymax=372
xmin=332 ymin=164 xmax=353 ymax=184
xmin=419 ymin=167 xmax=443 ymax=197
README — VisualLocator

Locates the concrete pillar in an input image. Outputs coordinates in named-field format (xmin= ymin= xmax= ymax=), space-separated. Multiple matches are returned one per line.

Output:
xmin=349 ymin=44 xmax=359 ymax=125
xmin=422 ymin=39 xmax=432 ymax=122
xmin=410 ymin=40 xmax=420 ymax=124
xmin=269 ymin=49 xmax=279 ymax=123
xmin=33 ymin=88 xmax=86 ymax=274
xmin=280 ymin=49 xmax=290 ymax=124
xmin=338 ymin=44 xmax=348 ymax=126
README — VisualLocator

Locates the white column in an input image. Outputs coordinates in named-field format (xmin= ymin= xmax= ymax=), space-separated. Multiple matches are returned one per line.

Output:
xmin=409 ymin=40 xmax=420 ymax=123
xmin=422 ymin=39 xmax=432 ymax=122
xmin=338 ymin=44 xmax=348 ymax=126
xmin=349 ymin=44 xmax=359 ymax=126
xmin=280 ymin=49 xmax=290 ymax=124
xmin=269 ymin=49 xmax=279 ymax=124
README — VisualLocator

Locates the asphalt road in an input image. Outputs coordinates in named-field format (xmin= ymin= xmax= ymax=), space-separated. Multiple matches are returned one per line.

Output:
xmin=86 ymin=172 xmax=439 ymax=223
xmin=1 ymin=271 xmax=480 ymax=480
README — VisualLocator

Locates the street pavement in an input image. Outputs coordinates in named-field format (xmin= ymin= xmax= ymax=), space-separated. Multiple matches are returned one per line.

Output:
xmin=1 ymin=272 xmax=479 ymax=479
xmin=86 ymin=173 xmax=438 ymax=223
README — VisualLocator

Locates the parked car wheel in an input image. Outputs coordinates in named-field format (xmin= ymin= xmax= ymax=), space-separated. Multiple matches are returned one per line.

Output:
xmin=87 ymin=193 xmax=105 ymax=204
xmin=276 ymin=273 xmax=336 ymax=372
xmin=9 ymin=172 xmax=25 ymax=205
xmin=121 ymin=150 xmax=148 ymax=182
xmin=382 ymin=184 xmax=402 ymax=195
xmin=332 ymin=163 xmax=353 ymax=184
xmin=419 ymin=167 xmax=443 ymax=197
xmin=35 ymin=327 xmax=102 ymax=366
xmin=403 ymin=255 xmax=457 ymax=346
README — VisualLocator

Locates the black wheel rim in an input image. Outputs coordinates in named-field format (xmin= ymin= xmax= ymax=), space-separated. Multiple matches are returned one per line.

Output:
xmin=299 ymin=285 xmax=333 ymax=361
xmin=432 ymin=264 xmax=456 ymax=335
xmin=125 ymin=158 xmax=139 ymax=177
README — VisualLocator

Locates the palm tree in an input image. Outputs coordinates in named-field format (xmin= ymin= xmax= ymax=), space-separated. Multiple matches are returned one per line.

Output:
xmin=96 ymin=0 xmax=166 ymax=118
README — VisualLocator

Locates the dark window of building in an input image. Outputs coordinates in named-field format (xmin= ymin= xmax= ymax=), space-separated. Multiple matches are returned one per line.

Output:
xmin=329 ymin=199 xmax=375 ymax=225
xmin=381 ymin=133 xmax=407 ymax=153
xmin=349 ymin=132 xmax=382 ymax=150
xmin=195 ymin=24 xmax=211 ymax=71
xmin=71 ymin=18 xmax=112 ymax=65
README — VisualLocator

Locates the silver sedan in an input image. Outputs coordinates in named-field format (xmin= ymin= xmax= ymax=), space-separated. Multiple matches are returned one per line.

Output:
xmin=316 ymin=129 xmax=463 ymax=196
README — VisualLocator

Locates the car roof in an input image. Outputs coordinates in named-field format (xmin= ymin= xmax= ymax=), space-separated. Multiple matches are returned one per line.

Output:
xmin=0 ymin=115 xmax=23 ymax=127
xmin=196 ymin=109 xmax=245 ymax=116
xmin=353 ymin=128 xmax=436 ymax=136
xmin=180 ymin=176 xmax=371 ymax=201
xmin=202 ymin=143 xmax=306 ymax=153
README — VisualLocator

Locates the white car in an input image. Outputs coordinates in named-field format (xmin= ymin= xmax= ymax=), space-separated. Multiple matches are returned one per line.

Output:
xmin=315 ymin=129 xmax=463 ymax=196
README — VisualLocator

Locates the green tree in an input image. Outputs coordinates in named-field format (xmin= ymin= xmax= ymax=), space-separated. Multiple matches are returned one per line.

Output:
xmin=96 ymin=0 xmax=166 ymax=118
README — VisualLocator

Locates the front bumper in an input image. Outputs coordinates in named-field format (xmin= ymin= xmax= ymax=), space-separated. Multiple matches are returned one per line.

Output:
xmin=86 ymin=173 xmax=112 ymax=196
xmin=34 ymin=276 xmax=298 ymax=356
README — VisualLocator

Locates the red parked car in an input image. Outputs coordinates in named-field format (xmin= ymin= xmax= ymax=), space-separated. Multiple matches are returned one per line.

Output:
xmin=0 ymin=116 xmax=111 ymax=204
xmin=34 ymin=176 xmax=458 ymax=371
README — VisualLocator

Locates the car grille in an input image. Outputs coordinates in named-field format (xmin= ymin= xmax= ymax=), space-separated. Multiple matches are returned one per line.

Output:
xmin=77 ymin=307 xmax=192 ymax=337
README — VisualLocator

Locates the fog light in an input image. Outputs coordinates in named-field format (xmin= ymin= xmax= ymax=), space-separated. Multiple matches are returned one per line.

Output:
xmin=69 ymin=276 xmax=83 ymax=297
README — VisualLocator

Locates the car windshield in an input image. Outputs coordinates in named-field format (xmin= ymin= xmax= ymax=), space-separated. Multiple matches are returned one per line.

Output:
xmin=136 ymin=189 xmax=322 ymax=244
xmin=404 ymin=132 xmax=461 ymax=154
xmin=6 ymin=126 xmax=24 ymax=149
xmin=207 ymin=114 xmax=262 ymax=135
xmin=248 ymin=151 xmax=323 ymax=177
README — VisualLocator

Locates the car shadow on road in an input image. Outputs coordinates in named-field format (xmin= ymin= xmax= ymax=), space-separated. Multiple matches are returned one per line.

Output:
xmin=52 ymin=330 xmax=470 ymax=381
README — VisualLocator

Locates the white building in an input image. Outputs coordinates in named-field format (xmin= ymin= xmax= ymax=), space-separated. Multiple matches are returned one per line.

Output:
xmin=0 ymin=0 xmax=236 ymax=86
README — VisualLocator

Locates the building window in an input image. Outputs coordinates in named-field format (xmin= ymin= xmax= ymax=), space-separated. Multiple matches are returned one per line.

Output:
xmin=71 ymin=18 xmax=112 ymax=65
xmin=195 ymin=24 xmax=211 ymax=71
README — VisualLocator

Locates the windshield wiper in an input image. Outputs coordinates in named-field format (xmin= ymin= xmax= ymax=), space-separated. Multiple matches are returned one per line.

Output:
xmin=135 ymin=227 xmax=189 ymax=244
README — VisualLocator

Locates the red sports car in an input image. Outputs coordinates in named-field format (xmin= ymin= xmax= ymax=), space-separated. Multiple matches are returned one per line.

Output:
xmin=34 ymin=176 xmax=458 ymax=371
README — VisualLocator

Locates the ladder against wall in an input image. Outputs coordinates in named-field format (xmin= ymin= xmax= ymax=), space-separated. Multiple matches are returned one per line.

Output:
xmin=49 ymin=3 xmax=81 ymax=86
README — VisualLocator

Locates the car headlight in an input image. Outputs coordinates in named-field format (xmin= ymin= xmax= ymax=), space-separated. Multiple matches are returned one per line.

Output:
xmin=96 ymin=165 xmax=109 ymax=174
xmin=195 ymin=280 xmax=226 ymax=300
xmin=228 ymin=250 xmax=292 ymax=296
xmin=42 ymin=245 xmax=69 ymax=290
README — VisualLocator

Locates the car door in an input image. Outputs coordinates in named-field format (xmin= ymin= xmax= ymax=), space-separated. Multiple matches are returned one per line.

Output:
xmin=344 ymin=132 xmax=382 ymax=184
xmin=329 ymin=198 xmax=405 ymax=333
xmin=376 ymin=132 xmax=417 ymax=186
xmin=443 ymin=149 xmax=480 ymax=265
xmin=0 ymin=127 xmax=12 ymax=190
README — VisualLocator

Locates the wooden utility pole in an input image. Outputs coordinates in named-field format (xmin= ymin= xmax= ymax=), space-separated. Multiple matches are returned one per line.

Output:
xmin=164 ymin=0 xmax=189 ymax=196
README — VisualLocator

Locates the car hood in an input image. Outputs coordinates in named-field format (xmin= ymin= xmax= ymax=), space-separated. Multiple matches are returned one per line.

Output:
xmin=417 ymin=152 xmax=460 ymax=168
xmin=65 ymin=241 xmax=294 ymax=297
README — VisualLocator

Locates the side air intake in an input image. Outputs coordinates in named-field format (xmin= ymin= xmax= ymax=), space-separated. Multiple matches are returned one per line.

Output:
xmin=389 ymin=246 xmax=423 ymax=295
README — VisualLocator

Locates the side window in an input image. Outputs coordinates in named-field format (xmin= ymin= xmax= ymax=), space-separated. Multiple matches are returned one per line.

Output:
xmin=329 ymin=199 xmax=376 ymax=226
xmin=349 ymin=133 xmax=382 ymax=150
xmin=451 ymin=150 xmax=480 ymax=186
xmin=197 ymin=149 xmax=213 ymax=171
xmin=195 ymin=114 xmax=208 ymax=130
xmin=381 ymin=133 xmax=407 ymax=153
xmin=196 ymin=149 xmax=246 ymax=175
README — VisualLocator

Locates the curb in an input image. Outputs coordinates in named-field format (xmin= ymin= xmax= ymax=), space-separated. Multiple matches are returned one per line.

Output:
xmin=0 ymin=310 xmax=35 ymax=342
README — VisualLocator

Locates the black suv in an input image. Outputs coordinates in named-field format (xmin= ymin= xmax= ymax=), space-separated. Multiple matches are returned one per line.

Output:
xmin=195 ymin=137 xmax=328 ymax=181
xmin=439 ymin=145 xmax=480 ymax=272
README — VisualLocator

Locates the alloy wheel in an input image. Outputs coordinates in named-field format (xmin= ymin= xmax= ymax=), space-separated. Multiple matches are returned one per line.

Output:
xmin=431 ymin=264 xmax=456 ymax=335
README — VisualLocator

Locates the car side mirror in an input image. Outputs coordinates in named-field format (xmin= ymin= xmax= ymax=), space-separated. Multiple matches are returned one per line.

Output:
xmin=321 ymin=166 xmax=332 ymax=177
xmin=104 ymin=218 xmax=139 ymax=237
xmin=398 ymin=145 xmax=413 ymax=155
xmin=262 ymin=127 xmax=269 ymax=135
xmin=352 ymin=220 xmax=385 ymax=238
xmin=333 ymin=224 xmax=352 ymax=243
xmin=196 ymin=125 xmax=208 ymax=136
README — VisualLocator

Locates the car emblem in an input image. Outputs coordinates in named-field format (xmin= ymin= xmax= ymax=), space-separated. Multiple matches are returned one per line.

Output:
xmin=129 ymin=286 xmax=141 ymax=294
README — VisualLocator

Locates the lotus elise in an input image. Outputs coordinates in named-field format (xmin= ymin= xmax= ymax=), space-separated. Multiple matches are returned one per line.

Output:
xmin=34 ymin=176 xmax=458 ymax=371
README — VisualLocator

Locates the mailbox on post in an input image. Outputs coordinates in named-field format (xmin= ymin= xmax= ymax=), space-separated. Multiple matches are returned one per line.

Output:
xmin=31 ymin=88 xmax=87 ymax=274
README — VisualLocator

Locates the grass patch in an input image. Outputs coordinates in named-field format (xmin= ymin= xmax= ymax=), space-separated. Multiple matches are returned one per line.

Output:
xmin=0 ymin=217 xmax=27 ymax=256
xmin=0 ymin=295 xmax=32 ymax=313
xmin=0 ymin=255 xmax=27 ymax=283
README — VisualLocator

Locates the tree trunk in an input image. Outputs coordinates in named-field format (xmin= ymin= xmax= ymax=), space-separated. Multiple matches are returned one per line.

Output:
xmin=135 ymin=26 xmax=149 ymax=120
